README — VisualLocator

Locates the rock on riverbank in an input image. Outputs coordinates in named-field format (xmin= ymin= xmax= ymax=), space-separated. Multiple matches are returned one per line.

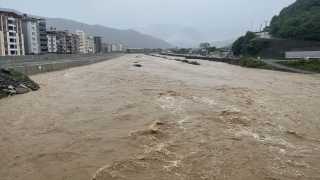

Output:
xmin=0 ymin=68 xmax=40 ymax=99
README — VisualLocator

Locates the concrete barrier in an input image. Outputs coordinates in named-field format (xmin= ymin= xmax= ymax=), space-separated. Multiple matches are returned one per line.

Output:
xmin=26 ymin=64 xmax=52 ymax=75
xmin=68 ymin=61 xmax=82 ymax=68
xmin=11 ymin=66 xmax=26 ymax=75
xmin=51 ymin=62 xmax=69 ymax=71
xmin=3 ymin=53 xmax=125 ymax=75
xmin=80 ymin=59 xmax=92 ymax=66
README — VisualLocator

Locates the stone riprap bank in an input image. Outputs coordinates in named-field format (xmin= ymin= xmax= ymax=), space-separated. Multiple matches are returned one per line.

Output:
xmin=0 ymin=53 xmax=125 ymax=75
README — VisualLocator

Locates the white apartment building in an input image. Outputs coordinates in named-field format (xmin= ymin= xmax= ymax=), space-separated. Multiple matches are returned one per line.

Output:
xmin=0 ymin=10 xmax=25 ymax=56
xmin=21 ymin=17 xmax=40 ymax=54
xmin=107 ymin=44 xmax=112 ymax=52
xmin=76 ymin=29 xmax=87 ymax=53
xmin=86 ymin=36 xmax=94 ymax=53
xmin=110 ymin=44 xmax=124 ymax=52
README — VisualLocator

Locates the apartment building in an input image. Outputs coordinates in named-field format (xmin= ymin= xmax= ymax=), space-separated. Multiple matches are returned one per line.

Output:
xmin=37 ymin=19 xmax=48 ymax=53
xmin=21 ymin=16 xmax=39 ymax=54
xmin=0 ymin=10 xmax=25 ymax=56
xmin=111 ymin=44 xmax=117 ymax=52
xmin=21 ymin=15 xmax=47 ymax=55
xmin=70 ymin=33 xmax=80 ymax=54
xmin=76 ymin=29 xmax=87 ymax=53
xmin=101 ymin=43 xmax=108 ymax=53
xmin=56 ymin=30 xmax=68 ymax=54
xmin=110 ymin=44 xmax=124 ymax=52
xmin=93 ymin=36 xmax=102 ymax=53
xmin=87 ymin=36 xmax=94 ymax=53
xmin=117 ymin=44 xmax=124 ymax=52
xmin=46 ymin=27 xmax=58 ymax=54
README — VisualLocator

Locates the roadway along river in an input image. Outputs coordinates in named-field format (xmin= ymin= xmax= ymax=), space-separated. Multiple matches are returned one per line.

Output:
xmin=1 ymin=54 xmax=320 ymax=180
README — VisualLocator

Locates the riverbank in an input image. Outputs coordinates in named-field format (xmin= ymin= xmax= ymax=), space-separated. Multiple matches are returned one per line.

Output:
xmin=0 ymin=68 xmax=39 ymax=99
xmin=159 ymin=53 xmax=317 ymax=74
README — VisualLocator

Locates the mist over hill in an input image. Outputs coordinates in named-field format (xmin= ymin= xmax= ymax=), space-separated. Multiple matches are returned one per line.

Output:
xmin=133 ymin=24 xmax=247 ymax=48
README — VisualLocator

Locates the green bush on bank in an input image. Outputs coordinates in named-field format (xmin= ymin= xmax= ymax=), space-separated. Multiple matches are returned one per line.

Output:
xmin=279 ymin=59 xmax=320 ymax=73
xmin=8 ymin=68 xmax=36 ymax=85
xmin=240 ymin=56 xmax=271 ymax=69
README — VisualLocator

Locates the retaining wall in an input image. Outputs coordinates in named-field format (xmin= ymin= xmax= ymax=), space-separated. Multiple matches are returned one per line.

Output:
xmin=258 ymin=39 xmax=320 ymax=58
xmin=10 ymin=53 xmax=124 ymax=75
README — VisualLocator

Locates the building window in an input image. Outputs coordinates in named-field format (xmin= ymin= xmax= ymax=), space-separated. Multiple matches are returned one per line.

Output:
xmin=32 ymin=38 xmax=35 ymax=41
xmin=32 ymin=32 xmax=35 ymax=35
xmin=32 ymin=27 xmax=35 ymax=30
xmin=33 ymin=43 xmax=36 ymax=46
xmin=9 ymin=32 xmax=16 ymax=37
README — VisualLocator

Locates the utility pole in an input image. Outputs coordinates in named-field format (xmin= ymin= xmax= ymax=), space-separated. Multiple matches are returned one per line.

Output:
xmin=260 ymin=23 xmax=263 ymax=37
xmin=264 ymin=21 xmax=269 ymax=38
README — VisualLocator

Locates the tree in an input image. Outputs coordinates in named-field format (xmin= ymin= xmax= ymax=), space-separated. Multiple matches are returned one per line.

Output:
xmin=269 ymin=0 xmax=320 ymax=41
xmin=199 ymin=42 xmax=210 ymax=49
xmin=246 ymin=37 xmax=267 ymax=55
xmin=232 ymin=31 xmax=258 ymax=56
xmin=207 ymin=46 xmax=216 ymax=52
xmin=232 ymin=36 xmax=244 ymax=56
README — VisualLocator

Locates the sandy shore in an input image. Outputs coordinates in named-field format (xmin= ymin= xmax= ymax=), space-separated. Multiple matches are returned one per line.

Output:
xmin=1 ymin=54 xmax=320 ymax=180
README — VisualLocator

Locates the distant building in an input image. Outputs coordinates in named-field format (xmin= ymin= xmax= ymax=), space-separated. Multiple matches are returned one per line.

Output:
xmin=37 ymin=19 xmax=48 ymax=54
xmin=56 ymin=30 xmax=68 ymax=54
xmin=68 ymin=33 xmax=80 ymax=54
xmin=86 ymin=36 xmax=94 ymax=53
xmin=46 ymin=27 xmax=58 ymax=54
xmin=101 ymin=43 xmax=108 ymax=53
xmin=21 ymin=15 xmax=48 ymax=54
xmin=254 ymin=31 xmax=271 ymax=39
xmin=93 ymin=36 xmax=102 ymax=53
xmin=107 ymin=44 xmax=111 ymax=52
xmin=117 ymin=44 xmax=124 ymax=52
xmin=110 ymin=44 xmax=124 ymax=52
xmin=126 ymin=48 xmax=144 ymax=53
xmin=0 ymin=10 xmax=25 ymax=56
xmin=76 ymin=29 xmax=87 ymax=53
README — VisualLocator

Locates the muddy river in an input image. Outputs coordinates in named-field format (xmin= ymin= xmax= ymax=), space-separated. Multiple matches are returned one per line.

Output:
xmin=1 ymin=54 xmax=320 ymax=180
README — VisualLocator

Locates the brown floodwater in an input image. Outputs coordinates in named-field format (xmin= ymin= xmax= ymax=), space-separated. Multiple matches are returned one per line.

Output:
xmin=1 ymin=54 xmax=320 ymax=180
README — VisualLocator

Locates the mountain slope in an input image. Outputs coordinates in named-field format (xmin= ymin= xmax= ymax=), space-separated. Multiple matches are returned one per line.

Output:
xmin=269 ymin=0 xmax=320 ymax=41
xmin=45 ymin=18 xmax=173 ymax=48
xmin=0 ymin=7 xmax=173 ymax=48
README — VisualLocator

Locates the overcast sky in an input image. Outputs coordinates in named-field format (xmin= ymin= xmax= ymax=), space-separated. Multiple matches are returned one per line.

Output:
xmin=1 ymin=0 xmax=296 ymax=46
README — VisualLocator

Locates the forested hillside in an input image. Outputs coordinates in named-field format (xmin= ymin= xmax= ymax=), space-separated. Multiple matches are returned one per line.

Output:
xmin=269 ymin=0 xmax=320 ymax=41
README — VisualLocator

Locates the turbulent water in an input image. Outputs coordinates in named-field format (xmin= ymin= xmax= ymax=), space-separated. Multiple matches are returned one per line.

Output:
xmin=1 ymin=54 xmax=320 ymax=180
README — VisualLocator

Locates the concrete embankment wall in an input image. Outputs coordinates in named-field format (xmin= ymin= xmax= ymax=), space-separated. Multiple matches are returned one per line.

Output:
xmin=258 ymin=39 xmax=320 ymax=58
xmin=9 ymin=53 xmax=124 ymax=75
xmin=0 ymin=53 xmax=107 ymax=62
